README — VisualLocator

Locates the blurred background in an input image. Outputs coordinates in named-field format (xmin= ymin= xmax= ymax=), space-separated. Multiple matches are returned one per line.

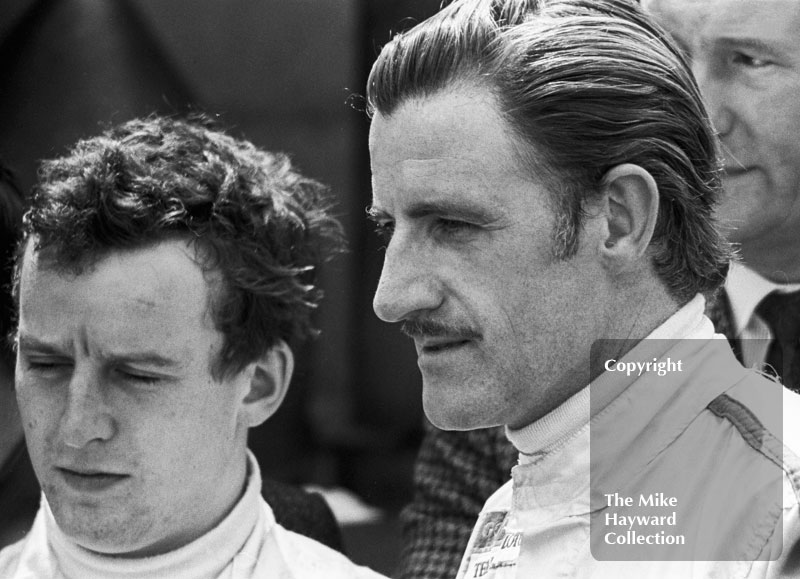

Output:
xmin=0 ymin=0 xmax=445 ymax=573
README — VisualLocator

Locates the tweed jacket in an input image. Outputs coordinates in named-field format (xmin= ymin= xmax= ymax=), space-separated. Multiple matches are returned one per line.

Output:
xmin=396 ymin=292 xmax=739 ymax=579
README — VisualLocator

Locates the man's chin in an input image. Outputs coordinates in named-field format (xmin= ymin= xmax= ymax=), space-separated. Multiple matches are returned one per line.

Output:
xmin=49 ymin=500 xmax=148 ymax=556
xmin=718 ymin=209 xmax=783 ymax=250
xmin=716 ymin=180 xmax=778 ymax=244
xmin=422 ymin=392 xmax=497 ymax=432
xmin=59 ymin=521 xmax=135 ymax=554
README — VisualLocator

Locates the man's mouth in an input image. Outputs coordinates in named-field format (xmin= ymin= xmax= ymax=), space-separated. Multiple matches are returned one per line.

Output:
xmin=418 ymin=338 xmax=472 ymax=353
xmin=57 ymin=467 xmax=130 ymax=492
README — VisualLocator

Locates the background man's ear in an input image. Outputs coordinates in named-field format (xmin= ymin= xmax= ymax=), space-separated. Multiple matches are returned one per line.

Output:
xmin=599 ymin=163 xmax=659 ymax=269
xmin=240 ymin=339 xmax=294 ymax=428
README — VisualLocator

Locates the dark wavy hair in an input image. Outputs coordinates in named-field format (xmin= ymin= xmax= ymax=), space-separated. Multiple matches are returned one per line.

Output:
xmin=18 ymin=115 xmax=344 ymax=378
xmin=367 ymin=0 xmax=731 ymax=303
xmin=1 ymin=159 xmax=25 ymax=370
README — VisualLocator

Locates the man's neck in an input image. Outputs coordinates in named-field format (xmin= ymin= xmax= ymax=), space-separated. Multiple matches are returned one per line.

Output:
xmin=511 ymin=280 xmax=683 ymax=430
xmin=507 ymin=294 xmax=709 ymax=455
xmin=590 ymin=282 xmax=683 ymax=382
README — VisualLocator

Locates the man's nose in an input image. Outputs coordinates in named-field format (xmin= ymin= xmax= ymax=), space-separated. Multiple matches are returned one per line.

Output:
xmin=373 ymin=233 xmax=442 ymax=323
xmin=692 ymin=62 xmax=733 ymax=138
xmin=60 ymin=370 xmax=115 ymax=449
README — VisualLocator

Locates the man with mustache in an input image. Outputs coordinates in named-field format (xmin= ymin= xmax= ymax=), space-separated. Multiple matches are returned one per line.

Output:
xmin=390 ymin=0 xmax=800 ymax=576
xmin=367 ymin=0 xmax=800 ymax=576
xmin=0 ymin=116 xmax=385 ymax=578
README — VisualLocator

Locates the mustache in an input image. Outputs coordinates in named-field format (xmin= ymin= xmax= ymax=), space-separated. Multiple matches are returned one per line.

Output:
xmin=401 ymin=318 xmax=482 ymax=341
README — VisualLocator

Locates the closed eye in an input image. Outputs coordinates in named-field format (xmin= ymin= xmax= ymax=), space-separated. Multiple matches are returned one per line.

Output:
xmin=433 ymin=218 xmax=480 ymax=239
xmin=26 ymin=359 xmax=72 ymax=372
xmin=730 ymin=51 xmax=772 ymax=69
xmin=115 ymin=368 xmax=161 ymax=385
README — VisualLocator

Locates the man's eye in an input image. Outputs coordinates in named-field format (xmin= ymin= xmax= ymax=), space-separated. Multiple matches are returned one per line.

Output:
xmin=435 ymin=218 xmax=477 ymax=236
xmin=374 ymin=221 xmax=395 ymax=242
xmin=27 ymin=360 xmax=71 ymax=372
xmin=117 ymin=370 xmax=160 ymax=385
xmin=731 ymin=52 xmax=770 ymax=68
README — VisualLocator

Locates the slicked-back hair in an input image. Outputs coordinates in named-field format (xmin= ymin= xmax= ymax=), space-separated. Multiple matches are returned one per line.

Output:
xmin=18 ymin=116 xmax=344 ymax=378
xmin=0 ymin=159 xmax=25 ymax=370
xmin=367 ymin=0 xmax=731 ymax=303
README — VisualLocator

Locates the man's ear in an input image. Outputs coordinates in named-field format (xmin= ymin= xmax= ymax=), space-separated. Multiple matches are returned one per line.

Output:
xmin=598 ymin=163 xmax=659 ymax=269
xmin=240 ymin=339 xmax=294 ymax=428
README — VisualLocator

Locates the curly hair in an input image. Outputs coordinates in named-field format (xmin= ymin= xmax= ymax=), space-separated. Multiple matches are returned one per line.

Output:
xmin=1 ymin=159 xmax=25 ymax=370
xmin=20 ymin=115 xmax=344 ymax=378
xmin=367 ymin=0 xmax=731 ymax=303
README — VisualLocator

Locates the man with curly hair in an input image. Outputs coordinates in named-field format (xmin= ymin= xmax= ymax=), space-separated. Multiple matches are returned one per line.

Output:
xmin=0 ymin=116 xmax=385 ymax=578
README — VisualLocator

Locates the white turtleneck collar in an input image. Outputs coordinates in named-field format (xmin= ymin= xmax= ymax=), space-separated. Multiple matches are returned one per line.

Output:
xmin=0 ymin=450 xmax=387 ymax=579
xmin=505 ymin=294 xmax=712 ymax=459
xmin=45 ymin=450 xmax=268 ymax=579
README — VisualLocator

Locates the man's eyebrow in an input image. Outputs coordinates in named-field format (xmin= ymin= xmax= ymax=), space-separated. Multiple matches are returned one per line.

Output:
xmin=17 ymin=335 xmax=183 ymax=370
xmin=714 ymin=37 xmax=783 ymax=57
xmin=16 ymin=335 xmax=63 ymax=354
xmin=404 ymin=199 xmax=501 ymax=224
xmin=105 ymin=352 xmax=183 ymax=370
xmin=368 ymin=198 xmax=504 ymax=225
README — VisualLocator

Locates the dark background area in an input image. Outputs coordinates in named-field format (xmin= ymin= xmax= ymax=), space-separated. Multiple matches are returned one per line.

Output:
xmin=0 ymin=0 xmax=443 ymax=573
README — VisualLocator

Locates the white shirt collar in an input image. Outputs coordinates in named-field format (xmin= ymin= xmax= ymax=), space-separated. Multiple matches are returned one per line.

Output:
xmin=725 ymin=261 xmax=800 ymax=335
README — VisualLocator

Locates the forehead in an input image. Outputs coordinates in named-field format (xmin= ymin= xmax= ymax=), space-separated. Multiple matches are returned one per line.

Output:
xmin=18 ymin=240 xmax=215 ymax=352
xmin=644 ymin=0 xmax=800 ymax=50
xmin=368 ymin=88 xmax=538 ymax=211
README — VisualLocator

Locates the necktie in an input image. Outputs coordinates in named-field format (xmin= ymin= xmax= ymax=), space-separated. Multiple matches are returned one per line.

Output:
xmin=707 ymin=290 xmax=741 ymax=361
xmin=756 ymin=290 xmax=800 ymax=393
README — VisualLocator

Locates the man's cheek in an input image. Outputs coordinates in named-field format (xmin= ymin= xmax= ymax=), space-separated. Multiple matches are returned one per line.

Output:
xmin=17 ymin=394 xmax=52 ymax=450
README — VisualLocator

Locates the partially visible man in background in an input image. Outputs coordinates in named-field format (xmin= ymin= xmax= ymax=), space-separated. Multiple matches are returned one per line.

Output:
xmin=641 ymin=0 xmax=800 ymax=389
xmin=0 ymin=159 xmax=39 ymax=550
xmin=372 ymin=0 xmax=800 ymax=577
xmin=0 ymin=116 xmax=385 ymax=579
